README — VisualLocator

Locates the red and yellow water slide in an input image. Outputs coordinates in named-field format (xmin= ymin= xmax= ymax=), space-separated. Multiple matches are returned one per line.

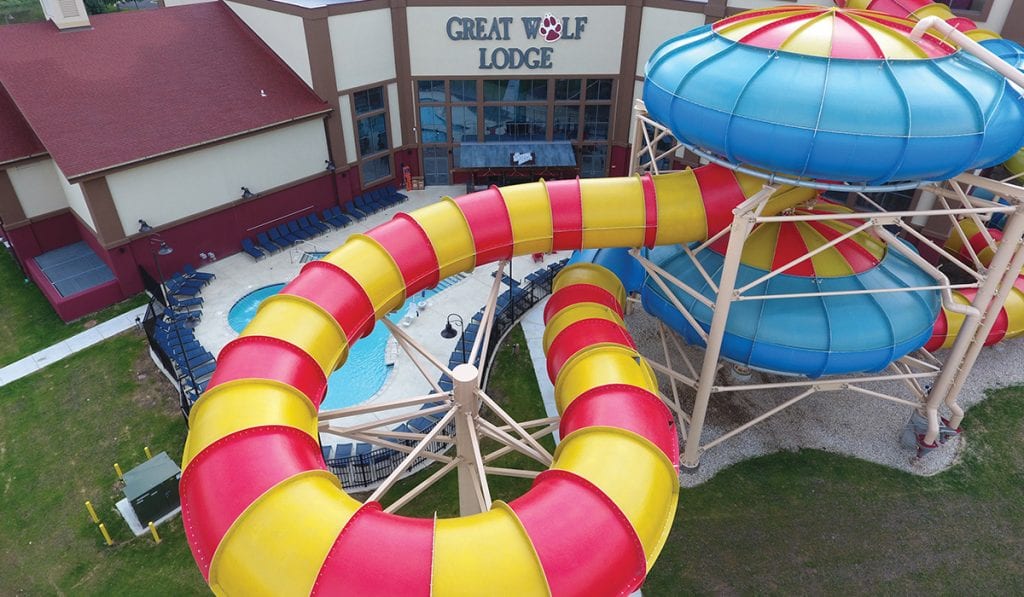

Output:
xmin=180 ymin=165 xmax=815 ymax=595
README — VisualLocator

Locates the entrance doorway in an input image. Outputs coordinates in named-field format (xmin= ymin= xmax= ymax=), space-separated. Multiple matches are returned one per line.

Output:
xmin=423 ymin=147 xmax=450 ymax=186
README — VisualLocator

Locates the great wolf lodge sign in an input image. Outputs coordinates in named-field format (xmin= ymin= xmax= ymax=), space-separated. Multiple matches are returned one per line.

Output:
xmin=445 ymin=13 xmax=588 ymax=69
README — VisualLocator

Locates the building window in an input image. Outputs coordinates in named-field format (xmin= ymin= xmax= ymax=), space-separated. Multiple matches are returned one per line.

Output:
xmin=450 ymin=79 xmax=478 ymax=102
xmin=353 ymin=85 xmax=391 ymax=185
xmin=579 ymin=145 xmax=607 ymax=178
xmin=415 ymin=77 xmax=615 ymax=178
xmin=585 ymin=79 xmax=613 ymax=101
xmin=555 ymin=79 xmax=582 ymax=101
xmin=583 ymin=105 xmax=610 ymax=141
xmin=354 ymin=87 xmax=385 ymax=115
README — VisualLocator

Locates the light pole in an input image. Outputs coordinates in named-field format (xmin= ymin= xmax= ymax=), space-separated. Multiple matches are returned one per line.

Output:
xmin=440 ymin=313 xmax=466 ymax=363
xmin=151 ymin=241 xmax=173 ymax=306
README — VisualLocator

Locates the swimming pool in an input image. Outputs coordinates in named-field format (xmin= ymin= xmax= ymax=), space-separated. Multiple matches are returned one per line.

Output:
xmin=228 ymin=279 xmax=457 ymax=410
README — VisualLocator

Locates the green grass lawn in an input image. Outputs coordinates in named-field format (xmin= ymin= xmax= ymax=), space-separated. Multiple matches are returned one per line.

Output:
xmin=0 ymin=247 xmax=147 ymax=367
xmin=0 ymin=332 xmax=205 ymax=596
xmin=1 ymin=321 xmax=1022 ymax=595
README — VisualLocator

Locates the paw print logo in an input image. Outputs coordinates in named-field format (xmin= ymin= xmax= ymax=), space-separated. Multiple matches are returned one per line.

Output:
xmin=540 ymin=13 xmax=562 ymax=43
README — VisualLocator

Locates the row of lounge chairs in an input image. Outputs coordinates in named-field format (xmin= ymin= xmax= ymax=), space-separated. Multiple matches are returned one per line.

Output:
xmin=151 ymin=314 xmax=214 ymax=403
xmin=240 ymin=186 xmax=408 ymax=260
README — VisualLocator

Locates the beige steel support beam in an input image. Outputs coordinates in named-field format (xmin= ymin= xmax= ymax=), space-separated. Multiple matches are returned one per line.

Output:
xmin=681 ymin=184 xmax=776 ymax=470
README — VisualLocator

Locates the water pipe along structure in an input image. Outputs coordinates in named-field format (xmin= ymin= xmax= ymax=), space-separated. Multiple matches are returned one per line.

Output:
xmin=181 ymin=2 xmax=1024 ymax=595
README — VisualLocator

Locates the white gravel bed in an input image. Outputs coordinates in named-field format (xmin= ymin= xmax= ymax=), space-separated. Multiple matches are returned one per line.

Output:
xmin=622 ymin=306 xmax=1024 ymax=488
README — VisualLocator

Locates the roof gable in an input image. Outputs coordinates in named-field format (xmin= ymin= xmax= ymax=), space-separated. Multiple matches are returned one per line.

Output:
xmin=0 ymin=2 xmax=329 ymax=180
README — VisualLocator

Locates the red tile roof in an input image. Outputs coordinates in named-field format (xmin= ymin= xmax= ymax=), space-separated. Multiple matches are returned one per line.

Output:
xmin=0 ymin=83 xmax=45 ymax=166
xmin=0 ymin=2 xmax=330 ymax=180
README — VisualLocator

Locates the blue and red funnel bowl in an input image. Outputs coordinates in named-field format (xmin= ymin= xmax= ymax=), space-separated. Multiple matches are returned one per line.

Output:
xmin=643 ymin=6 xmax=1024 ymax=185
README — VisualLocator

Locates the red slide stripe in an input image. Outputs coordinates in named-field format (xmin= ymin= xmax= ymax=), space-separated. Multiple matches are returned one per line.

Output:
xmin=641 ymin=173 xmax=658 ymax=249
xmin=547 ymin=178 xmax=584 ymax=251
xmin=180 ymin=426 xmax=324 ymax=579
xmin=772 ymin=223 xmax=814 ymax=276
xmin=281 ymin=261 xmax=376 ymax=340
xmin=366 ymin=214 xmax=440 ymax=296
xmin=693 ymin=164 xmax=745 ymax=239
xmin=313 ymin=503 xmax=434 ymax=597
xmin=925 ymin=310 xmax=947 ymax=352
xmin=510 ymin=470 xmax=647 ymax=597
xmin=559 ymin=384 xmax=680 ymax=467
xmin=455 ymin=187 xmax=515 ymax=263
xmin=546 ymin=319 xmax=637 ymax=382
xmin=208 ymin=336 xmax=328 ymax=407
xmin=543 ymin=283 xmax=623 ymax=324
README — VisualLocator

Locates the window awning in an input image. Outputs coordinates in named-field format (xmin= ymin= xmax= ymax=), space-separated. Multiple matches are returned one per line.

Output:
xmin=456 ymin=141 xmax=577 ymax=170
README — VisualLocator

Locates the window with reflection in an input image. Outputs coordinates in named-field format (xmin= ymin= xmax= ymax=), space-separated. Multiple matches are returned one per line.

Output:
xmin=353 ymin=85 xmax=391 ymax=185
xmin=583 ymin=105 xmax=610 ymax=141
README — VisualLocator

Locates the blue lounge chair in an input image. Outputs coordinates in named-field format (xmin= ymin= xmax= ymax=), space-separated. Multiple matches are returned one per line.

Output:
xmin=301 ymin=214 xmax=326 ymax=235
xmin=307 ymin=213 xmax=331 ymax=234
xmin=257 ymin=232 xmax=282 ymax=253
xmin=241 ymin=238 xmax=265 ymax=260
xmin=295 ymin=216 xmax=318 ymax=238
xmin=354 ymin=195 xmax=380 ymax=214
xmin=321 ymin=445 xmax=333 ymax=461
xmin=342 ymin=201 xmax=367 ymax=219
xmin=287 ymin=220 xmax=312 ymax=240
xmin=189 ymin=361 xmax=217 ymax=380
xmin=335 ymin=443 xmax=353 ymax=460
xmin=168 ymin=294 xmax=203 ymax=311
xmin=323 ymin=207 xmax=347 ymax=228
xmin=183 ymin=263 xmax=215 ymax=282
xmin=333 ymin=207 xmax=354 ymax=226
xmin=273 ymin=225 xmax=301 ymax=245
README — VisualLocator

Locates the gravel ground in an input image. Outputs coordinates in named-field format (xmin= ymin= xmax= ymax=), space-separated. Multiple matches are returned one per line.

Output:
xmin=622 ymin=305 xmax=1024 ymax=488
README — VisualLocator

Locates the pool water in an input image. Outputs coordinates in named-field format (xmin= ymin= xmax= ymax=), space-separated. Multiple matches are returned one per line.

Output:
xmin=228 ymin=282 xmax=446 ymax=410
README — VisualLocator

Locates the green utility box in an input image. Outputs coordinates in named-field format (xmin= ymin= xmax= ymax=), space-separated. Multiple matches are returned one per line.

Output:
xmin=123 ymin=452 xmax=181 ymax=525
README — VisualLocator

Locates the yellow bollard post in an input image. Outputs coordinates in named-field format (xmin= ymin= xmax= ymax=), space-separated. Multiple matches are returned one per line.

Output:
xmin=113 ymin=463 xmax=123 ymax=479
xmin=98 ymin=523 xmax=113 ymax=546
xmin=144 ymin=446 xmax=153 ymax=460
xmin=147 ymin=522 xmax=161 ymax=544
xmin=84 ymin=501 xmax=100 ymax=524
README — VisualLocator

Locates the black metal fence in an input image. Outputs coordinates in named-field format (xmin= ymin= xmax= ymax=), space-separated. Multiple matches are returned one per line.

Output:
xmin=324 ymin=258 xmax=568 ymax=491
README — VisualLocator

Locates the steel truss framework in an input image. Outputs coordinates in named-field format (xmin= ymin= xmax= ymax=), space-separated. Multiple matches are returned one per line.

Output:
xmin=629 ymin=100 xmax=1024 ymax=470
xmin=317 ymin=261 xmax=560 ymax=516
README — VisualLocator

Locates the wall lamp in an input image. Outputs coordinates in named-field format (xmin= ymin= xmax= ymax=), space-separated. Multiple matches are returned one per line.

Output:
xmin=138 ymin=219 xmax=153 ymax=233
xmin=325 ymin=160 xmax=336 ymax=172
xmin=241 ymin=186 xmax=254 ymax=200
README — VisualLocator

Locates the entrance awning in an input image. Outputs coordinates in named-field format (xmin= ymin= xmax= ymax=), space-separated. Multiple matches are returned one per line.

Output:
xmin=456 ymin=141 xmax=576 ymax=170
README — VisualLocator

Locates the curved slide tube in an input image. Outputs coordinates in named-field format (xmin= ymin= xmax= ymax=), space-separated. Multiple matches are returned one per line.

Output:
xmin=181 ymin=165 xmax=815 ymax=595
xmin=927 ymin=219 xmax=1024 ymax=350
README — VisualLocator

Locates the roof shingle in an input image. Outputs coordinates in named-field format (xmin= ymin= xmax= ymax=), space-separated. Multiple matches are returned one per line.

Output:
xmin=0 ymin=2 xmax=330 ymax=180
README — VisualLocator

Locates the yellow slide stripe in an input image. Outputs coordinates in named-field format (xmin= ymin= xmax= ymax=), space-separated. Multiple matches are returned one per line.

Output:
xmin=553 ymin=345 xmax=658 ymax=413
xmin=181 ymin=379 xmax=318 ymax=468
xmin=409 ymin=197 xmax=478 ymax=279
xmin=652 ymin=170 xmax=706 ymax=246
xmin=552 ymin=427 xmax=679 ymax=569
xmin=241 ymin=295 xmax=348 ymax=376
xmin=501 ymin=182 xmax=553 ymax=255
xmin=580 ymin=176 xmax=647 ymax=248
xmin=432 ymin=502 xmax=550 ymax=595
xmin=322 ymin=234 xmax=407 ymax=317
xmin=209 ymin=471 xmax=361 ymax=596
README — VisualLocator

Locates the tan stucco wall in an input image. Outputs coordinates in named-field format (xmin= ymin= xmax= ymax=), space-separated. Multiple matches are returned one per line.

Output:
xmin=329 ymin=9 xmax=397 ymax=90
xmin=227 ymin=1 xmax=313 ymax=87
xmin=8 ymin=159 xmax=70 ymax=219
xmin=105 ymin=119 xmax=328 ymax=231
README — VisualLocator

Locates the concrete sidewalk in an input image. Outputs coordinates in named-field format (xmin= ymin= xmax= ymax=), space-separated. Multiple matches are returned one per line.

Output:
xmin=0 ymin=305 xmax=149 ymax=387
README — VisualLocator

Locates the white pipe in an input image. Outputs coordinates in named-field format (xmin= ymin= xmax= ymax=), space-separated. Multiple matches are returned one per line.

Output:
xmin=910 ymin=17 xmax=1024 ymax=91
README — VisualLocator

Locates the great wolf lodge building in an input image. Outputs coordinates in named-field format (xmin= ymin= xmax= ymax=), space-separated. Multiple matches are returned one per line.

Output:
xmin=0 ymin=0 xmax=1021 ymax=320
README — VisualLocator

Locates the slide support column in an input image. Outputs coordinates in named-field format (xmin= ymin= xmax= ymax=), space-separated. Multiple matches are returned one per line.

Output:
xmin=681 ymin=185 xmax=777 ymax=470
